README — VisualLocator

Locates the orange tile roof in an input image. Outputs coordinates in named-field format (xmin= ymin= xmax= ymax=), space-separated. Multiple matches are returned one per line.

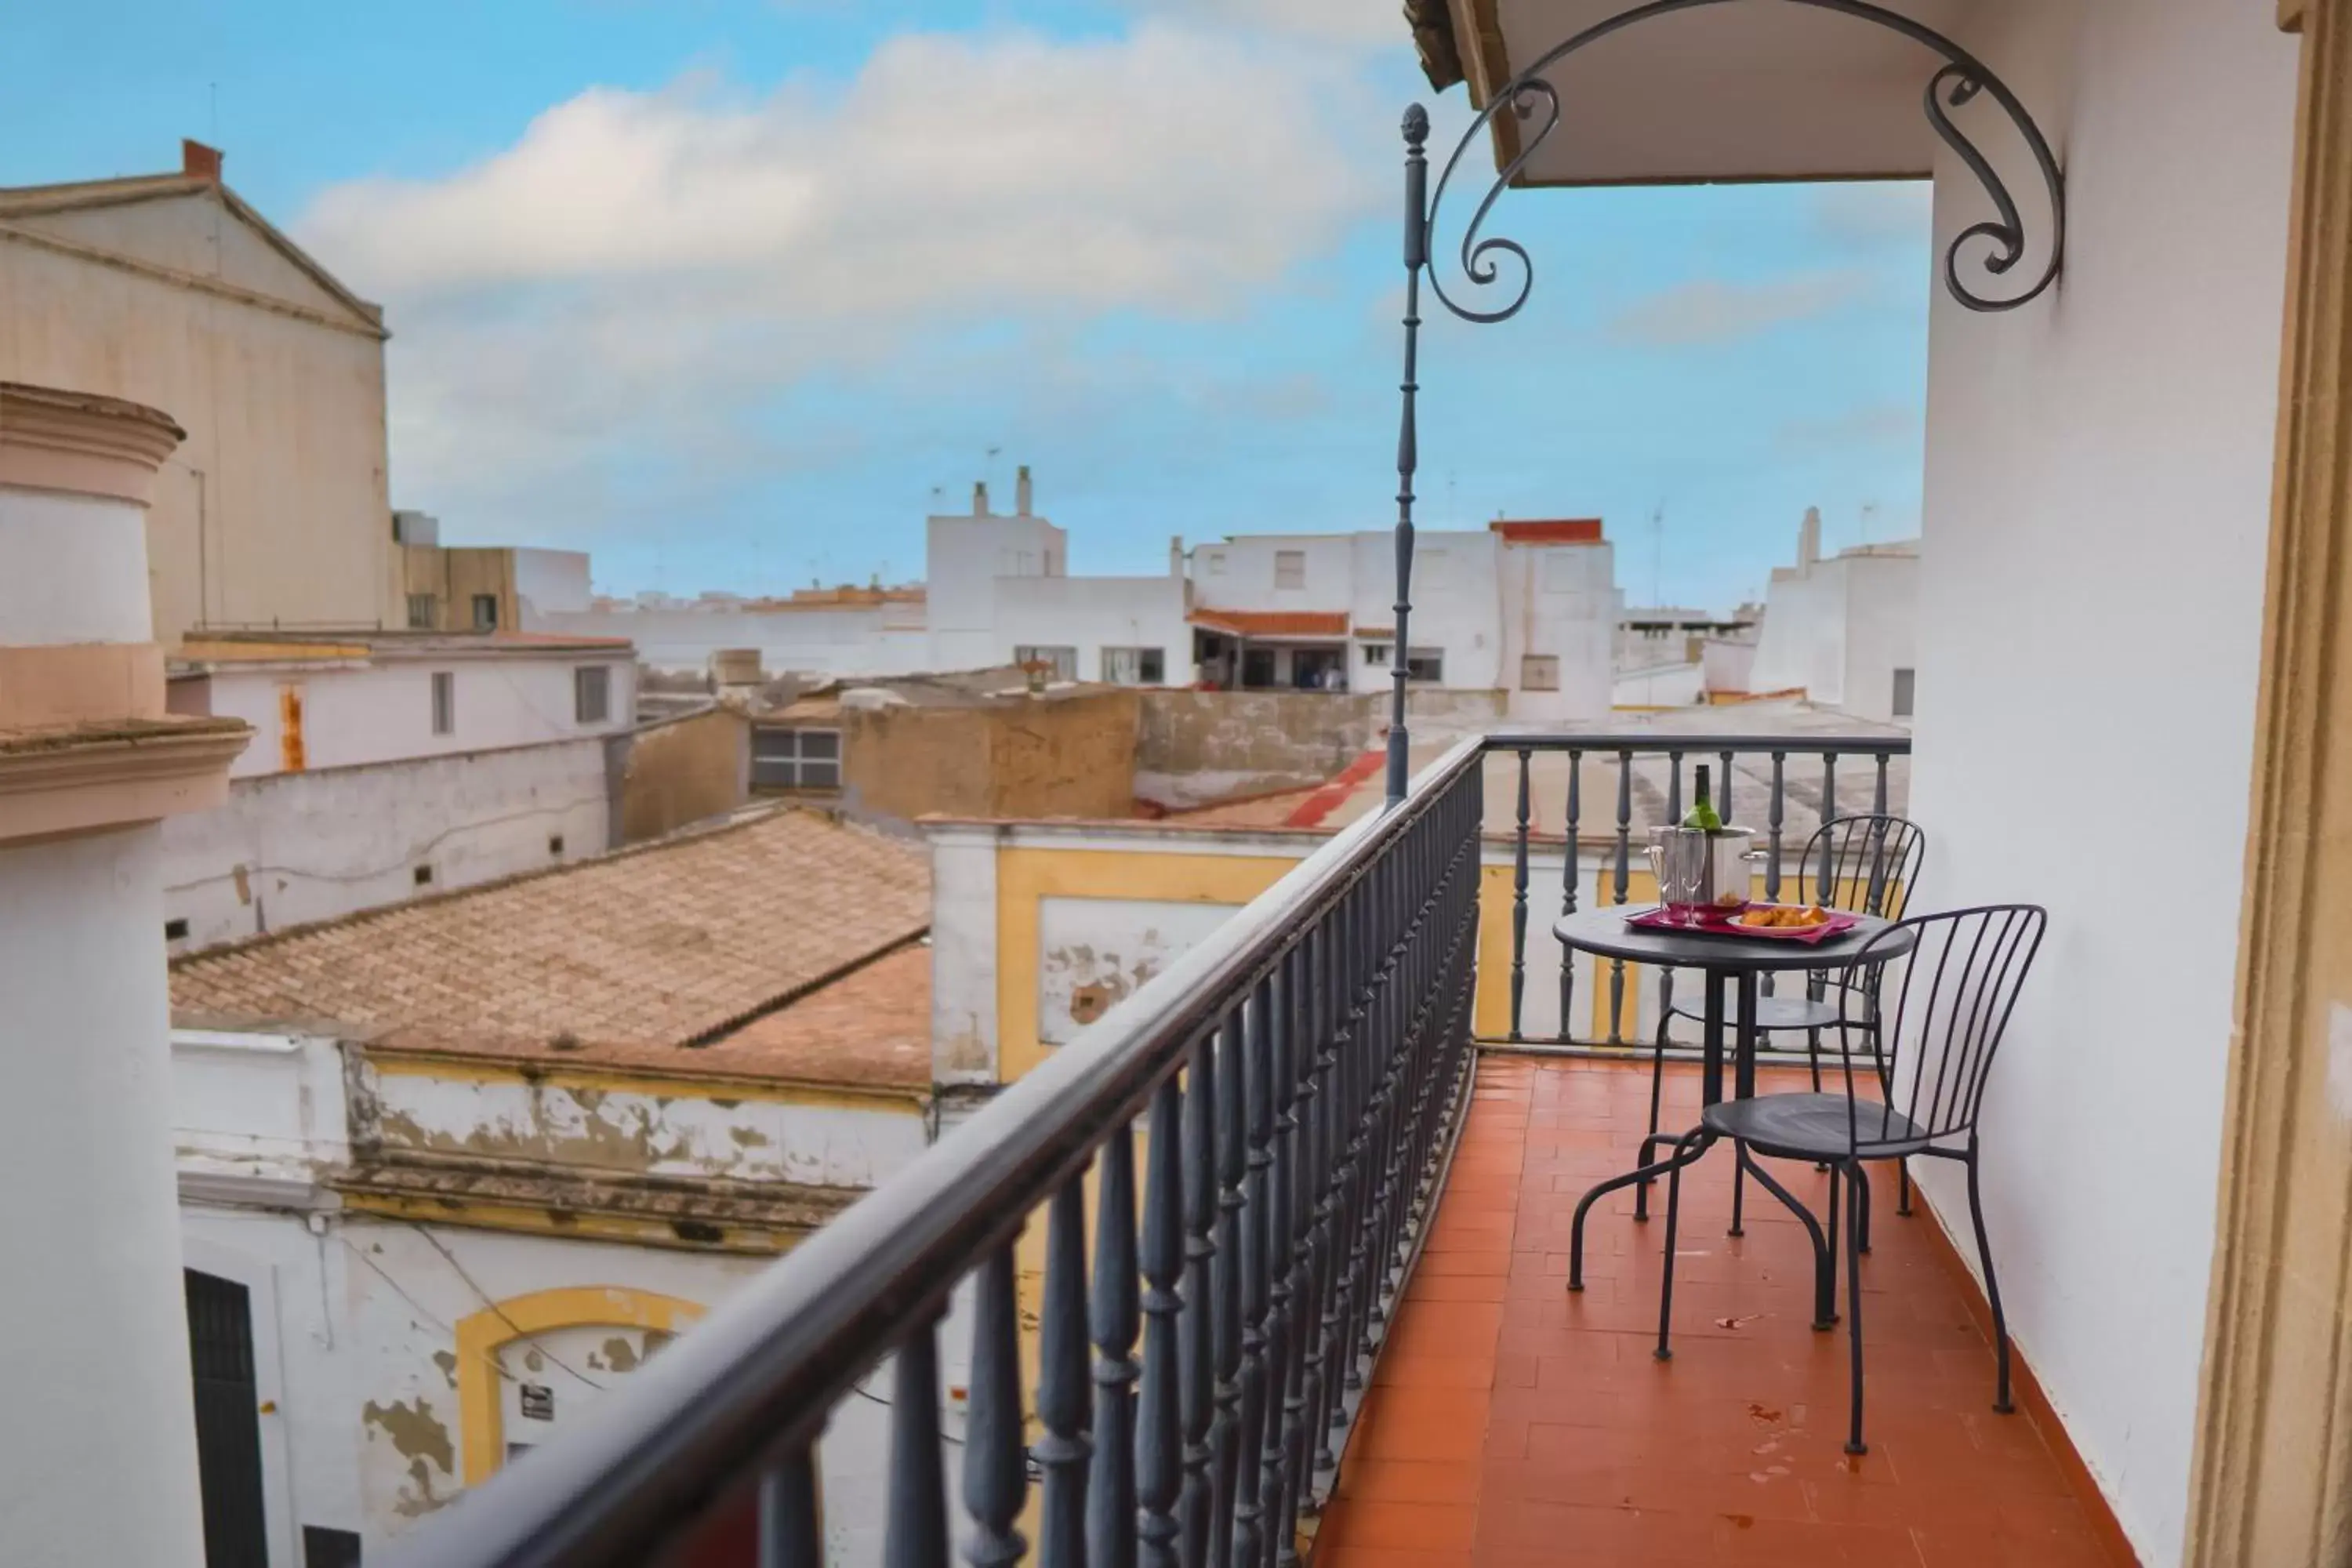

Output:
xmin=1189 ymin=609 xmax=1352 ymax=638
xmin=1489 ymin=517 xmax=1605 ymax=544
xmin=171 ymin=810 xmax=931 ymax=1074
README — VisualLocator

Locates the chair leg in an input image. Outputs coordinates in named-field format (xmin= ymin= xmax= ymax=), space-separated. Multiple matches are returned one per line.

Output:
xmin=1842 ymin=1159 xmax=1869 ymax=1456
xmin=1807 ymin=1025 xmax=1823 ymax=1092
xmin=1896 ymin=1160 xmax=1913 ymax=1218
xmin=1656 ymin=1131 xmax=1700 ymax=1362
xmin=1822 ymin=1165 xmax=1842 ymax=1328
xmin=1965 ymin=1144 xmax=2015 ymax=1415
xmin=1728 ymin=1142 xmax=1746 ymax=1237
xmin=1851 ymin=1161 xmax=1872 ymax=1255
xmin=1636 ymin=1014 xmax=1668 ymax=1222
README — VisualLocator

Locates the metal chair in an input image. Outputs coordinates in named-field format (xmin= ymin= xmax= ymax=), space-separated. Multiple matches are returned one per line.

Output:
xmin=1637 ymin=814 xmax=1927 ymax=1229
xmin=1653 ymin=904 xmax=2049 ymax=1455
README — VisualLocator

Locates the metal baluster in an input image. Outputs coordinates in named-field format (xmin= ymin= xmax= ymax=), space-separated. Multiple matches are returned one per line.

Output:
xmin=1609 ymin=750 xmax=1633 ymax=1045
xmin=1180 ymin=1033 xmax=1217 ymax=1568
xmin=884 ymin=1319 xmax=950 ymax=1568
xmin=1309 ymin=896 xmax=1348 ymax=1479
xmin=1209 ymin=1005 xmax=1247 ymax=1567
xmin=1763 ymin=751 xmax=1787 ymax=1004
xmin=1873 ymin=752 xmax=1891 ymax=819
xmin=1658 ymin=750 xmax=1682 ymax=1035
xmin=1256 ymin=954 xmax=1299 ymax=1568
xmin=1037 ymin=1177 xmax=1093 ymax=1568
xmin=1232 ymin=978 xmax=1276 ymax=1566
xmin=964 ymin=1244 xmax=1027 ymax=1568
xmin=757 ymin=1443 xmax=822 ymax=1568
xmin=1508 ymin=747 xmax=1531 ymax=1043
xmin=1818 ymin=753 xmax=1840 ymax=899
xmin=1559 ymin=750 xmax=1581 ymax=1045
xmin=1274 ymin=938 xmax=1319 ymax=1566
xmin=1090 ymin=1123 xmax=1142 ymax=1568
xmin=1139 ymin=1080 xmax=1185 ymax=1568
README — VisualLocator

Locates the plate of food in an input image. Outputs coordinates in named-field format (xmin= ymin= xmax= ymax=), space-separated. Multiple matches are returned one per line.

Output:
xmin=1729 ymin=903 xmax=1835 ymax=932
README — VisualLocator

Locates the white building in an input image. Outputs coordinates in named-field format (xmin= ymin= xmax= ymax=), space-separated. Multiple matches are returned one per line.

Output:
xmin=1189 ymin=518 xmax=1615 ymax=719
xmin=167 ymin=808 xmax=936 ymax=1562
xmin=1747 ymin=508 xmax=1919 ymax=723
xmin=158 ymin=631 xmax=640 ymax=950
xmin=532 ymin=480 xmax=1617 ymax=718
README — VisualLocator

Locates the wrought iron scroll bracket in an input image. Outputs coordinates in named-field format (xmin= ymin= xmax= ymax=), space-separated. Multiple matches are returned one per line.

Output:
xmin=1414 ymin=0 xmax=2066 ymax=325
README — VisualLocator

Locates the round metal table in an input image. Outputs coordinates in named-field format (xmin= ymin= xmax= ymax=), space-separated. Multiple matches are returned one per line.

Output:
xmin=1552 ymin=903 xmax=1917 ymax=1299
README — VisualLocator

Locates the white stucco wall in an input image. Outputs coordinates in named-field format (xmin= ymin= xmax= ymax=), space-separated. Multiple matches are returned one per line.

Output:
xmin=988 ymin=572 xmax=1192 ymax=685
xmin=1 ymin=828 xmax=208 ymax=1566
xmin=161 ymin=737 xmax=615 ymax=951
xmin=536 ymin=603 xmax=929 ymax=681
xmin=925 ymin=510 xmax=1067 ymax=673
xmin=513 ymin=548 xmax=593 ymax=617
xmin=202 ymin=655 xmax=633 ymax=778
xmin=1908 ymin=3 xmax=2296 ymax=1562
xmin=1498 ymin=539 xmax=1616 ymax=722
xmin=1748 ymin=564 xmax=1849 ymax=705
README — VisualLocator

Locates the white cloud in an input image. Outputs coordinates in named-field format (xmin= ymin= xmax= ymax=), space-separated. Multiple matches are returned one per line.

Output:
xmin=299 ymin=24 xmax=1382 ymax=527
xmin=1775 ymin=402 xmax=1921 ymax=453
xmin=1118 ymin=0 xmax=1410 ymax=46
xmin=1603 ymin=270 xmax=1873 ymax=347
xmin=1811 ymin=182 xmax=1932 ymax=248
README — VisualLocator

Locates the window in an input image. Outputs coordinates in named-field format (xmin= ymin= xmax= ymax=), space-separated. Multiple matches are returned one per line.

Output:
xmin=1892 ymin=667 xmax=1917 ymax=719
xmin=1405 ymin=648 xmax=1445 ymax=684
xmin=471 ymin=593 xmax=499 ymax=631
xmin=1100 ymin=646 xmax=1165 ymax=685
xmin=1520 ymin=655 xmax=1560 ymax=691
xmin=753 ymin=727 xmax=843 ymax=791
xmin=164 ymin=917 xmax=190 ymax=942
xmin=406 ymin=592 xmax=437 ymax=630
xmin=575 ymin=664 xmax=612 ymax=724
xmin=430 ymin=670 xmax=455 ymax=735
xmin=1014 ymin=644 xmax=1077 ymax=682
xmin=1274 ymin=549 xmax=1307 ymax=590
xmin=1206 ymin=551 xmax=1226 ymax=575
xmin=1363 ymin=642 xmax=1392 ymax=666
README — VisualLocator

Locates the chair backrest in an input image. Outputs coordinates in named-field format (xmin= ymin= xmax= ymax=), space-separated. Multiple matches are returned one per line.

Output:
xmin=1802 ymin=814 xmax=1926 ymax=919
xmin=1832 ymin=905 xmax=2047 ymax=1151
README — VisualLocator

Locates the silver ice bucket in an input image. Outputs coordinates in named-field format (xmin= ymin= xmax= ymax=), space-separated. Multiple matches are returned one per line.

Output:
xmin=1646 ymin=825 xmax=1757 ymax=917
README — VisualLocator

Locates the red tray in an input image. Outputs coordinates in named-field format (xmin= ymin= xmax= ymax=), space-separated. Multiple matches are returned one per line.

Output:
xmin=1627 ymin=905 xmax=1860 ymax=946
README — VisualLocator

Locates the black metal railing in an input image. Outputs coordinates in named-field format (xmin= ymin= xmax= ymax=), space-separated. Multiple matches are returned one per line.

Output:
xmin=389 ymin=740 xmax=1487 ymax=1568
xmin=1474 ymin=733 xmax=1913 ymax=1048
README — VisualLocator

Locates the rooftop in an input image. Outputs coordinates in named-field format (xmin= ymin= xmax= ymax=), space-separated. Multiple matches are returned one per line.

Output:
xmin=1190 ymin=609 xmax=1354 ymax=639
xmin=170 ymin=808 xmax=931 ymax=1087
xmin=172 ymin=629 xmax=633 ymax=670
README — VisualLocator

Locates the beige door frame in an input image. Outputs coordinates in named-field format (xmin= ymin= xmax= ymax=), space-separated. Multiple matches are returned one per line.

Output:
xmin=2186 ymin=2 xmax=2352 ymax=1563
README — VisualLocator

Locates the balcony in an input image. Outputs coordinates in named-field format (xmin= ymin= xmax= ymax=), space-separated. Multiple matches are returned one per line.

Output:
xmin=387 ymin=731 xmax=2115 ymax=1568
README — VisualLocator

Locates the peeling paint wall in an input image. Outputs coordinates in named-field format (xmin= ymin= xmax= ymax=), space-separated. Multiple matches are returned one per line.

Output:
xmin=1037 ymin=898 xmax=1240 ymax=1046
xmin=358 ymin=1065 xmax=926 ymax=1189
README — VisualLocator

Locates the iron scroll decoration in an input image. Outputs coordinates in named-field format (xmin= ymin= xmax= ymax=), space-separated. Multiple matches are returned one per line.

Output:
xmin=1378 ymin=0 xmax=2064 ymax=803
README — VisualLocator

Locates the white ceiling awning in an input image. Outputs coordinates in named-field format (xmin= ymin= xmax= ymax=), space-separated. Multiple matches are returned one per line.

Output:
xmin=1428 ymin=0 xmax=1980 ymax=185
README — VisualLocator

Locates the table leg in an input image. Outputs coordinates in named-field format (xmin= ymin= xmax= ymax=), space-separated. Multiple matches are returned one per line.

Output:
xmin=1567 ymin=1131 xmax=1716 ymax=1292
xmin=1701 ymin=968 xmax=1726 ymax=1106
xmin=1737 ymin=1147 xmax=1839 ymax=1329
xmin=1730 ymin=970 xmax=1759 ymax=1236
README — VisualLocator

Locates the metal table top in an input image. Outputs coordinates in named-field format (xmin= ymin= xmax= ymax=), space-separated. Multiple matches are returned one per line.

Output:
xmin=1553 ymin=904 xmax=1917 ymax=973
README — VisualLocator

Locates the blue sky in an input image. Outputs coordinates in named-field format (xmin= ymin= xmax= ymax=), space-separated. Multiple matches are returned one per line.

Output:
xmin=2 ymin=0 xmax=1930 ymax=612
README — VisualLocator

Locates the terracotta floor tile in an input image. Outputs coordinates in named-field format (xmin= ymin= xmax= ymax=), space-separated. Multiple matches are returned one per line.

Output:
xmin=1318 ymin=1061 xmax=2111 ymax=1568
xmin=1319 ymin=1497 xmax=1479 ymax=1553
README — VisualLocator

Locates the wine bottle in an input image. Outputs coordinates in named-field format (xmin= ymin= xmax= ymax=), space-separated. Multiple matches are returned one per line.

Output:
xmin=1682 ymin=764 xmax=1723 ymax=832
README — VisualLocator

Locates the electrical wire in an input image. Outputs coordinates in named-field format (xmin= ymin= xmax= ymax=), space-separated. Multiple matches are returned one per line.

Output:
xmin=412 ymin=1225 xmax=610 ymax=1392
xmin=163 ymin=794 xmax=611 ymax=893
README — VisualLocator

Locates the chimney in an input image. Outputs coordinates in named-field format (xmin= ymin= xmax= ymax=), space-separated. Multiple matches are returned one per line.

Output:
xmin=181 ymin=139 xmax=223 ymax=183
xmin=1015 ymin=464 xmax=1033 ymax=517
xmin=973 ymin=481 xmax=989 ymax=517
xmin=1798 ymin=506 xmax=1822 ymax=571
xmin=1170 ymin=535 xmax=1184 ymax=576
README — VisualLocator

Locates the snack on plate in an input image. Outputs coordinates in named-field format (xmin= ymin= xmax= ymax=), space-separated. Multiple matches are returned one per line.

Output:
xmin=1742 ymin=904 xmax=1830 ymax=929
